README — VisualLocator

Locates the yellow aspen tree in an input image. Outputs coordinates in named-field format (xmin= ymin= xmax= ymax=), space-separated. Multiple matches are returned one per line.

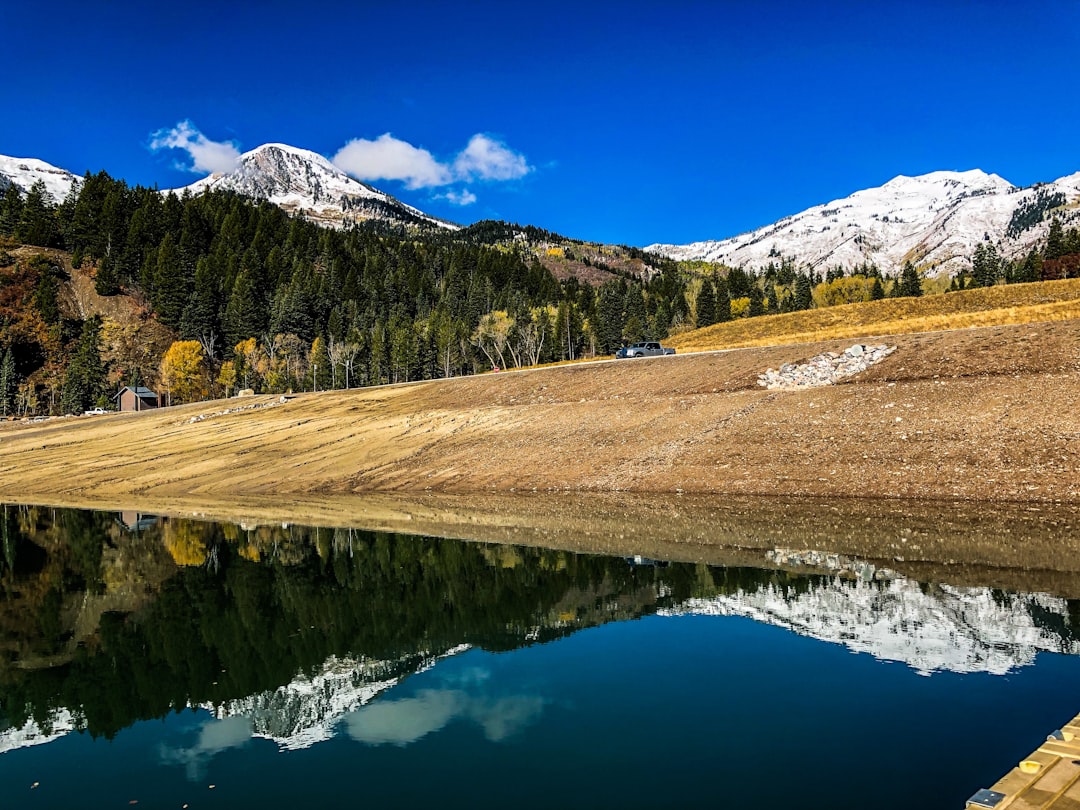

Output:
xmin=160 ymin=340 xmax=208 ymax=404
xmin=217 ymin=360 xmax=237 ymax=398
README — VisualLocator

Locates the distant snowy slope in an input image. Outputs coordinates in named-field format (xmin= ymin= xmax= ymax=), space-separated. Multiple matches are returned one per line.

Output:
xmin=647 ymin=169 xmax=1080 ymax=276
xmin=0 ymin=155 xmax=81 ymax=202
xmin=169 ymin=143 xmax=457 ymax=231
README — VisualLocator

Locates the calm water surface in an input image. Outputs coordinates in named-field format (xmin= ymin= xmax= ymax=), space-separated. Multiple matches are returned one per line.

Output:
xmin=1 ymin=505 xmax=1079 ymax=808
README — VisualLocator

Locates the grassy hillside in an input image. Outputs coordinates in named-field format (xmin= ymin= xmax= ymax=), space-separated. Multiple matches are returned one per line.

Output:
xmin=668 ymin=278 xmax=1080 ymax=352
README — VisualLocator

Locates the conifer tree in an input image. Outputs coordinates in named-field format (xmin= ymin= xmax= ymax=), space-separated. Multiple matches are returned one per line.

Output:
xmin=715 ymin=275 xmax=733 ymax=321
xmin=15 ymin=181 xmax=59 ymax=247
xmin=0 ymin=349 xmax=17 ymax=417
xmin=695 ymin=279 xmax=717 ymax=328
xmin=95 ymin=254 xmax=120 ymax=296
xmin=0 ymin=184 xmax=23 ymax=236
xmin=748 ymin=283 xmax=765 ymax=317
xmin=61 ymin=317 xmax=106 ymax=414
xmin=1045 ymin=217 xmax=1065 ymax=261
xmin=898 ymin=262 xmax=923 ymax=297
xmin=622 ymin=286 xmax=647 ymax=342
xmin=792 ymin=273 xmax=811 ymax=310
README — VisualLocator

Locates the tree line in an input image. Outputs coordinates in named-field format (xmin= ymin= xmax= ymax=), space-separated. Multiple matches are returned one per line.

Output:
xmin=0 ymin=175 xmax=690 ymax=410
xmin=1 ymin=173 xmax=1078 ymax=413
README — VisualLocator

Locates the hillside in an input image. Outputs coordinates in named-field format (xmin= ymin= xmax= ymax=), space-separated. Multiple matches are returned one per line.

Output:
xmin=667 ymin=277 xmax=1080 ymax=351
xmin=1 ymin=317 xmax=1077 ymax=518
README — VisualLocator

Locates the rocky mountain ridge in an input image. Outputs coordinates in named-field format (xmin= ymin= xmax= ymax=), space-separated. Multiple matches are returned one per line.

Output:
xmin=647 ymin=169 xmax=1080 ymax=276
xmin=0 ymin=145 xmax=454 ymax=232
xmin=167 ymin=143 xmax=457 ymax=231
xmin=0 ymin=154 xmax=81 ymax=202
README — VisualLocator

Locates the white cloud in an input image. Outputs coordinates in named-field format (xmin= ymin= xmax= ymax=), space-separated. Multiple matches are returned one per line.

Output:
xmin=149 ymin=120 xmax=241 ymax=175
xmin=332 ymin=133 xmax=451 ymax=190
xmin=332 ymin=132 xmax=532 ymax=193
xmin=436 ymin=188 xmax=478 ymax=206
xmin=453 ymin=134 xmax=532 ymax=182
xmin=343 ymin=688 xmax=545 ymax=747
xmin=159 ymin=716 xmax=252 ymax=780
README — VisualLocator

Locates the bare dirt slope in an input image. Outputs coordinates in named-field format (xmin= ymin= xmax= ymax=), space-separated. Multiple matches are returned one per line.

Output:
xmin=2 ymin=319 xmax=1078 ymax=510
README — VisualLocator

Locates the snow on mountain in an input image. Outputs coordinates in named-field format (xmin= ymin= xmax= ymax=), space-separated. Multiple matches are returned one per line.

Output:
xmin=0 ymin=155 xmax=81 ymax=203
xmin=169 ymin=143 xmax=457 ymax=231
xmin=647 ymin=169 xmax=1080 ymax=276
xmin=0 ymin=646 xmax=471 ymax=757
xmin=0 ymin=708 xmax=76 ymax=754
xmin=663 ymin=573 xmax=1080 ymax=676
xmin=210 ymin=647 xmax=469 ymax=751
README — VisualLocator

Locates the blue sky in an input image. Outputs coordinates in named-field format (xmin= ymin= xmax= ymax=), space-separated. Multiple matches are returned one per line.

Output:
xmin=3 ymin=1 xmax=1078 ymax=246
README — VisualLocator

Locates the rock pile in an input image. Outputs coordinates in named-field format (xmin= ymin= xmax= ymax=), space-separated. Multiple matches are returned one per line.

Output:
xmin=758 ymin=343 xmax=896 ymax=389
xmin=186 ymin=395 xmax=289 ymax=424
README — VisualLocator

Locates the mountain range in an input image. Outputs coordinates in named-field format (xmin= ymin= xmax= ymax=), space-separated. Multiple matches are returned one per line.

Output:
xmin=2 ymin=146 xmax=1078 ymax=275
xmin=647 ymin=169 xmax=1080 ymax=275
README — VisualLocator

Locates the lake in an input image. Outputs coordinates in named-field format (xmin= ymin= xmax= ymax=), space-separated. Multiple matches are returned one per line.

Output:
xmin=1 ymin=502 xmax=1079 ymax=808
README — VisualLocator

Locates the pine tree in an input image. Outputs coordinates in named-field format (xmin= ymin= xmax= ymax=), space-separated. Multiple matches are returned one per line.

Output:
xmin=715 ymin=275 xmax=732 ymax=321
xmin=695 ymin=279 xmax=717 ymax=328
xmin=898 ymin=262 xmax=923 ymax=297
xmin=94 ymin=254 xmax=120 ymax=296
xmin=622 ymin=286 xmax=647 ymax=342
xmin=869 ymin=276 xmax=885 ymax=300
xmin=1045 ymin=217 xmax=1065 ymax=261
xmin=748 ymin=283 xmax=765 ymax=317
xmin=61 ymin=317 xmax=106 ymax=414
xmin=793 ymin=273 xmax=813 ymax=310
xmin=153 ymin=233 xmax=189 ymax=328
xmin=0 ymin=184 xmax=23 ymax=236
xmin=15 ymin=181 xmax=59 ymax=247
xmin=0 ymin=349 xmax=17 ymax=417
xmin=594 ymin=281 xmax=626 ymax=354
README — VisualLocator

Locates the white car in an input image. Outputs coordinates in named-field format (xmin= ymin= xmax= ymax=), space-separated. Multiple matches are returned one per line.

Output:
xmin=84 ymin=407 xmax=107 ymax=416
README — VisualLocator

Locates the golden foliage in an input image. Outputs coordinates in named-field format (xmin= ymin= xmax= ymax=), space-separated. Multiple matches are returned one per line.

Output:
xmin=160 ymin=340 xmax=208 ymax=403
xmin=163 ymin=520 xmax=208 ymax=567
xmin=729 ymin=297 xmax=751 ymax=319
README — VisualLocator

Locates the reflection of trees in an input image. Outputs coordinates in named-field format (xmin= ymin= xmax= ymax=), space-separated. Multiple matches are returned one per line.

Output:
xmin=0 ymin=514 xmax=709 ymax=737
xmin=14 ymin=508 xmax=1069 ymax=743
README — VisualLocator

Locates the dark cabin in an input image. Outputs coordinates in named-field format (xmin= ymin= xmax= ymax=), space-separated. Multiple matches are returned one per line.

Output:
xmin=115 ymin=386 xmax=160 ymax=412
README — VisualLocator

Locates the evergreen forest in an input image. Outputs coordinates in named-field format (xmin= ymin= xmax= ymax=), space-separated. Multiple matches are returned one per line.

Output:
xmin=1 ymin=173 xmax=1078 ymax=416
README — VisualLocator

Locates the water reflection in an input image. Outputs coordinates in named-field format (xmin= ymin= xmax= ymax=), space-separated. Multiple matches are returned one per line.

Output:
xmin=2 ymin=503 xmax=1080 ymax=806
xmin=160 ymin=716 xmax=253 ymax=780
xmin=344 ymin=686 xmax=547 ymax=746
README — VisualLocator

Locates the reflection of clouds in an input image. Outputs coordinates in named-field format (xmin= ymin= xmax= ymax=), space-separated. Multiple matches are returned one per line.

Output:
xmin=443 ymin=666 xmax=492 ymax=688
xmin=159 ymin=716 xmax=253 ymax=780
xmin=343 ymin=689 xmax=545 ymax=746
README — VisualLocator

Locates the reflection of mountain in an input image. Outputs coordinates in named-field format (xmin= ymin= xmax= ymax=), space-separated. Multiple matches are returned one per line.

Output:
xmin=0 ymin=708 xmax=75 ymax=754
xmin=4 ymin=507 xmax=1080 ymax=757
xmin=215 ymin=648 xmax=468 ymax=750
xmin=663 ymin=576 xmax=1080 ymax=676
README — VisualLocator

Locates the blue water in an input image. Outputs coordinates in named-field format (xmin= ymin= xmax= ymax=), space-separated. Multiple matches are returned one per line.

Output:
xmin=3 ymin=612 xmax=1077 ymax=809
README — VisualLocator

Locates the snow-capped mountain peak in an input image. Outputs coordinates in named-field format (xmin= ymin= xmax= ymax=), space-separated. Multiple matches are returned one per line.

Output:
xmin=647 ymin=168 xmax=1080 ymax=276
xmin=0 ymin=154 xmax=82 ymax=203
xmin=172 ymin=142 xmax=457 ymax=231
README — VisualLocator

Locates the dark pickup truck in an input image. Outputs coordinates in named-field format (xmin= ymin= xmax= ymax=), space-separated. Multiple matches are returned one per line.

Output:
xmin=615 ymin=341 xmax=676 ymax=359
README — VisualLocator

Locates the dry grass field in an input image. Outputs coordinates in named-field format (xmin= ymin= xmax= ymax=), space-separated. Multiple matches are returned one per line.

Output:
xmin=1 ymin=309 xmax=1078 ymax=525
xmin=668 ymin=278 xmax=1080 ymax=352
